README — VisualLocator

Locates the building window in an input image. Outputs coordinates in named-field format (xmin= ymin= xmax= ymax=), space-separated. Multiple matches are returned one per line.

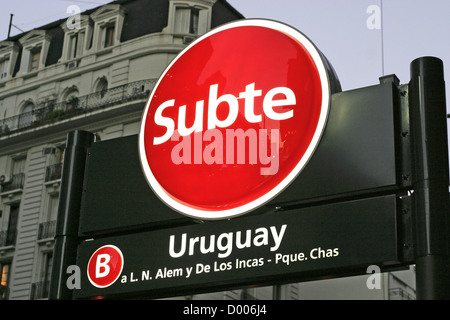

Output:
xmin=47 ymin=195 xmax=59 ymax=221
xmin=94 ymin=77 xmax=108 ymax=98
xmin=3 ymin=203 xmax=19 ymax=247
xmin=0 ymin=41 xmax=19 ymax=81
xmin=43 ymin=252 xmax=53 ymax=283
xmin=31 ymin=252 xmax=53 ymax=299
xmin=69 ymin=34 xmax=79 ymax=59
xmin=64 ymin=88 xmax=80 ymax=111
xmin=0 ymin=262 xmax=10 ymax=300
xmin=104 ymin=24 xmax=115 ymax=48
xmin=190 ymin=9 xmax=200 ymax=34
xmin=38 ymin=190 xmax=59 ymax=241
xmin=44 ymin=146 xmax=64 ymax=182
xmin=5 ymin=156 xmax=26 ymax=192
xmin=173 ymin=6 xmax=208 ymax=35
xmin=29 ymin=48 xmax=41 ymax=72
xmin=175 ymin=8 xmax=198 ymax=34
xmin=69 ymin=32 xmax=88 ymax=59
xmin=18 ymin=102 xmax=34 ymax=129
xmin=12 ymin=156 xmax=26 ymax=177
xmin=1 ymin=156 xmax=26 ymax=193
xmin=39 ymin=251 xmax=53 ymax=299
xmin=0 ymin=58 xmax=8 ymax=80
xmin=61 ymin=14 xmax=92 ymax=63
xmin=90 ymin=4 xmax=125 ymax=51
xmin=18 ymin=30 xmax=51 ymax=75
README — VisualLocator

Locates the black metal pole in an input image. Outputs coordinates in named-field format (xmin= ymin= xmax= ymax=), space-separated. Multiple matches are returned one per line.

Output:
xmin=48 ymin=130 xmax=95 ymax=300
xmin=7 ymin=14 xmax=13 ymax=39
xmin=409 ymin=57 xmax=450 ymax=299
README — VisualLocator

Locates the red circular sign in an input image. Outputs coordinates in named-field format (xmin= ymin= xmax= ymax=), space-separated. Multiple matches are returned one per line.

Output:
xmin=87 ymin=245 xmax=124 ymax=288
xmin=139 ymin=19 xmax=331 ymax=220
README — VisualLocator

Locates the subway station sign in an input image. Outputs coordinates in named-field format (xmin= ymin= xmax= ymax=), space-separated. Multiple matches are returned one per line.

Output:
xmin=139 ymin=19 xmax=334 ymax=220
xmin=50 ymin=18 xmax=450 ymax=300
xmin=72 ymin=20 xmax=412 ymax=299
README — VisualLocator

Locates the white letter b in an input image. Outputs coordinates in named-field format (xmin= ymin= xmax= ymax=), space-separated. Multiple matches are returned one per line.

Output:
xmin=96 ymin=254 xmax=110 ymax=278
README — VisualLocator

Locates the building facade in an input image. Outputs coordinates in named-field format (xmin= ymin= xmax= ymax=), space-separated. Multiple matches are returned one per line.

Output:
xmin=0 ymin=0 xmax=415 ymax=300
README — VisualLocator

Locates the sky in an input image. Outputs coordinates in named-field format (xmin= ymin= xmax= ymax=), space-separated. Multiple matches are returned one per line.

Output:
xmin=1 ymin=0 xmax=450 ymax=107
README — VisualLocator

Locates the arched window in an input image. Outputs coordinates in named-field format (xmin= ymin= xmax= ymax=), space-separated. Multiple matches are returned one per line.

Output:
xmin=95 ymin=77 xmax=108 ymax=98
xmin=18 ymin=102 xmax=34 ymax=129
xmin=62 ymin=86 xmax=79 ymax=111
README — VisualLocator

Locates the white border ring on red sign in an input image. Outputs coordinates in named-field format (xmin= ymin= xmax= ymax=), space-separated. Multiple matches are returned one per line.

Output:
xmin=139 ymin=19 xmax=331 ymax=220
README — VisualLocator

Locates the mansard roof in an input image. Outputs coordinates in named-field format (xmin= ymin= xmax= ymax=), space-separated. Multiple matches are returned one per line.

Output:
xmin=4 ymin=0 xmax=244 ymax=76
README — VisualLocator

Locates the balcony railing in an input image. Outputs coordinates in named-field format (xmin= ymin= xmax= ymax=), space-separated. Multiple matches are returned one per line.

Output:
xmin=37 ymin=220 xmax=57 ymax=240
xmin=0 ymin=229 xmax=17 ymax=247
xmin=45 ymin=163 xmax=62 ymax=182
xmin=0 ymin=173 xmax=25 ymax=192
xmin=389 ymin=288 xmax=415 ymax=300
xmin=30 ymin=281 xmax=50 ymax=300
xmin=0 ymin=79 xmax=157 ymax=137
xmin=0 ymin=285 xmax=9 ymax=300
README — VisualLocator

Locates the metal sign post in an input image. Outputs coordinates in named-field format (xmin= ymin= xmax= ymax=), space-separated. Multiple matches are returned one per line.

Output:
xmin=48 ymin=130 xmax=95 ymax=300
xmin=409 ymin=57 xmax=450 ymax=300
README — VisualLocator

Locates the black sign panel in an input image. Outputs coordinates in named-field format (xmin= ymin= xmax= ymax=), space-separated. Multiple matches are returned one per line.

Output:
xmin=79 ymin=82 xmax=402 ymax=236
xmin=79 ymin=135 xmax=190 ymax=236
xmin=75 ymin=195 xmax=403 ymax=299
xmin=271 ymin=82 xmax=400 ymax=206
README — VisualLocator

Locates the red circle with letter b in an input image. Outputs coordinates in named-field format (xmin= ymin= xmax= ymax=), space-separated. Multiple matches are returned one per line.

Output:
xmin=139 ymin=19 xmax=332 ymax=220
xmin=87 ymin=245 xmax=124 ymax=288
